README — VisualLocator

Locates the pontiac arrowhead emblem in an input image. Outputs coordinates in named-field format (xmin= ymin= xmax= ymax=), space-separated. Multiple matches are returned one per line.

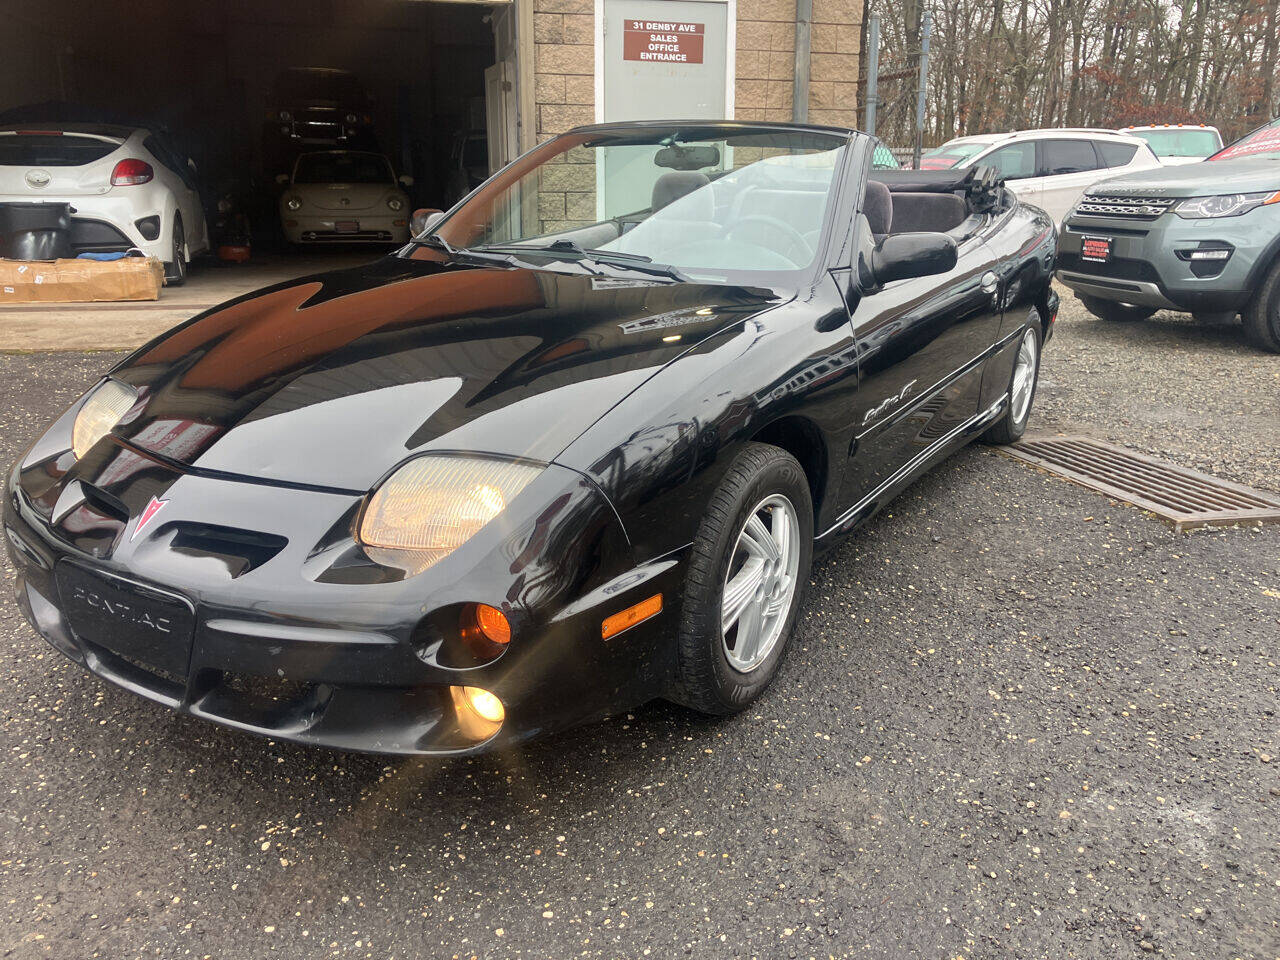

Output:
xmin=131 ymin=496 xmax=168 ymax=541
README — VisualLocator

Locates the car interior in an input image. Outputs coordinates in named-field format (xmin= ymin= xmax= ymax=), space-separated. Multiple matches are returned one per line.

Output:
xmin=867 ymin=165 xmax=1005 ymax=241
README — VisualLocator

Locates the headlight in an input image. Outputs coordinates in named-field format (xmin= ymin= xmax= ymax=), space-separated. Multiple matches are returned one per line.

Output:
xmin=278 ymin=110 xmax=292 ymax=122
xmin=345 ymin=113 xmax=358 ymax=124
xmin=386 ymin=197 xmax=404 ymax=211
xmin=286 ymin=196 xmax=303 ymax=211
xmin=72 ymin=380 xmax=138 ymax=458
xmin=358 ymin=455 xmax=543 ymax=574
xmin=1175 ymin=191 xmax=1280 ymax=219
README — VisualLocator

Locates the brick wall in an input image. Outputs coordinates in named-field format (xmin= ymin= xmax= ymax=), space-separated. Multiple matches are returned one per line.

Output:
xmin=533 ymin=0 xmax=595 ymax=138
xmin=807 ymin=0 xmax=861 ymax=127
xmin=530 ymin=0 xmax=862 ymax=138
xmin=734 ymin=0 xmax=862 ymax=127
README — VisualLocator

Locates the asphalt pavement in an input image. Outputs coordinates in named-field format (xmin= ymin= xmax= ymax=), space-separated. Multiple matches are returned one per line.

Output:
xmin=0 ymin=297 xmax=1277 ymax=959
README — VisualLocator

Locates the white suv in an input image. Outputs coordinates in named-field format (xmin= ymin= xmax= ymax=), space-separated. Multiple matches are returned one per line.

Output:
xmin=918 ymin=128 xmax=1160 ymax=223
xmin=0 ymin=123 xmax=208 ymax=284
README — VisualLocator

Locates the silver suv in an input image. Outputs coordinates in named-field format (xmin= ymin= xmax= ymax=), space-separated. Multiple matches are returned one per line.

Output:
xmin=1057 ymin=117 xmax=1280 ymax=352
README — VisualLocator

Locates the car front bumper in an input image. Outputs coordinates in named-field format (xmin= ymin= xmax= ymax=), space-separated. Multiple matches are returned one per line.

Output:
xmin=5 ymin=447 xmax=682 ymax=756
xmin=1056 ymin=204 xmax=1280 ymax=314
xmin=282 ymin=212 xmax=409 ymax=244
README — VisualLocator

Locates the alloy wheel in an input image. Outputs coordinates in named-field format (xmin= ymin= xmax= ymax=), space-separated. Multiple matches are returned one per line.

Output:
xmin=1010 ymin=327 xmax=1038 ymax=424
xmin=721 ymin=493 xmax=801 ymax=673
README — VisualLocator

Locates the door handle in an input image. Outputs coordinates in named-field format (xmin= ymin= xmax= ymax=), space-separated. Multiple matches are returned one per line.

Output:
xmin=981 ymin=271 xmax=999 ymax=294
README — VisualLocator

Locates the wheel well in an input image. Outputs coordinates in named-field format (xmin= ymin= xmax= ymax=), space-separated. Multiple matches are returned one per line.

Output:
xmin=748 ymin=416 xmax=827 ymax=517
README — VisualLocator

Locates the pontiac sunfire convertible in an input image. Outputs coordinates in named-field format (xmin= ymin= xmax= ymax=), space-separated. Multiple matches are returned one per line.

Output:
xmin=6 ymin=121 xmax=1057 ymax=755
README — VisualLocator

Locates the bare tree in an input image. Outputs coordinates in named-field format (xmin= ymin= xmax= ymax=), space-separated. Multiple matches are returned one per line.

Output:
xmin=860 ymin=0 xmax=1280 ymax=149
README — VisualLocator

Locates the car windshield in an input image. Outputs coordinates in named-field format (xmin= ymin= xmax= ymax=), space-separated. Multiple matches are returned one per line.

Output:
xmin=1210 ymin=118 xmax=1280 ymax=161
xmin=921 ymin=141 xmax=987 ymax=168
xmin=294 ymin=152 xmax=393 ymax=184
xmin=421 ymin=124 xmax=851 ymax=284
xmin=1130 ymin=129 xmax=1219 ymax=158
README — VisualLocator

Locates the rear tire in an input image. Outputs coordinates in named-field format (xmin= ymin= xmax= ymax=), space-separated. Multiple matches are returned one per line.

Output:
xmin=1079 ymin=294 xmax=1154 ymax=323
xmin=671 ymin=443 xmax=813 ymax=716
xmin=164 ymin=218 xmax=187 ymax=287
xmin=1242 ymin=258 xmax=1280 ymax=353
xmin=983 ymin=320 xmax=1041 ymax=445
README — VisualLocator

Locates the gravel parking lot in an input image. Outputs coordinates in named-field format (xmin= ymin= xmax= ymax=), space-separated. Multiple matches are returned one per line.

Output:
xmin=1 ymin=295 xmax=1277 ymax=959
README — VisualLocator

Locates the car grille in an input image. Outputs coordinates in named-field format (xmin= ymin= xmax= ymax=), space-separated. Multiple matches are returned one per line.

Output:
xmin=1057 ymin=251 xmax=1161 ymax=284
xmin=1073 ymin=195 xmax=1177 ymax=220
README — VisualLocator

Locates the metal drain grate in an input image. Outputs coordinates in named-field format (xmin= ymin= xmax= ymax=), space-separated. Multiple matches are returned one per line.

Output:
xmin=1002 ymin=435 xmax=1280 ymax=531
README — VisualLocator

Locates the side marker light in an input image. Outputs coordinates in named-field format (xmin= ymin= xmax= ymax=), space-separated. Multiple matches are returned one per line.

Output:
xmin=602 ymin=594 xmax=663 ymax=640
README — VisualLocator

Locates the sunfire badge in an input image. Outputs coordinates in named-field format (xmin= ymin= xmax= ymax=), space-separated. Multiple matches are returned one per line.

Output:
xmin=131 ymin=496 xmax=168 ymax=541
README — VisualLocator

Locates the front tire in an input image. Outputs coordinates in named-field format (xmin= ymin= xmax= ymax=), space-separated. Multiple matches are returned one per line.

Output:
xmin=983 ymin=321 xmax=1041 ymax=445
xmin=672 ymin=444 xmax=813 ymax=716
xmin=1079 ymin=294 xmax=1154 ymax=323
xmin=1242 ymin=258 xmax=1280 ymax=353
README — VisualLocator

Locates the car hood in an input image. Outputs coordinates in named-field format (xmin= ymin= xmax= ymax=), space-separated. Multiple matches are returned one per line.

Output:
xmin=1089 ymin=157 xmax=1280 ymax=197
xmin=107 ymin=254 xmax=780 ymax=491
xmin=290 ymin=183 xmax=400 ymax=211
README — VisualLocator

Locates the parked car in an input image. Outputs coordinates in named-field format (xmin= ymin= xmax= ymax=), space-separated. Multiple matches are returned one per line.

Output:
xmin=1118 ymin=124 xmax=1223 ymax=165
xmin=277 ymin=150 xmax=412 ymax=245
xmin=1057 ymin=116 xmax=1280 ymax=352
xmin=267 ymin=68 xmax=374 ymax=146
xmin=5 ymin=120 xmax=1057 ymax=756
xmin=0 ymin=123 xmax=208 ymax=283
xmin=917 ymin=129 xmax=1160 ymax=222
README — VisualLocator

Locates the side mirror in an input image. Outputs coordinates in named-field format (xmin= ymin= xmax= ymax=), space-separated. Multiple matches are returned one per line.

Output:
xmin=398 ymin=174 xmax=415 ymax=187
xmin=411 ymin=207 xmax=444 ymax=236
xmin=870 ymin=232 xmax=958 ymax=286
xmin=275 ymin=173 xmax=290 ymax=185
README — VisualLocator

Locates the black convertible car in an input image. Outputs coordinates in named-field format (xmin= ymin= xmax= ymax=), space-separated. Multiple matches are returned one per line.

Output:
xmin=5 ymin=121 xmax=1057 ymax=755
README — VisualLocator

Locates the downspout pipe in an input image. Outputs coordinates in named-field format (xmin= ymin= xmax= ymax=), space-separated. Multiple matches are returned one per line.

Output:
xmin=792 ymin=0 xmax=812 ymax=123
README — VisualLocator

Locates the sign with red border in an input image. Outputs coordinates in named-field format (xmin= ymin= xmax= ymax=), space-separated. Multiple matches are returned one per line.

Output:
xmin=622 ymin=20 xmax=705 ymax=63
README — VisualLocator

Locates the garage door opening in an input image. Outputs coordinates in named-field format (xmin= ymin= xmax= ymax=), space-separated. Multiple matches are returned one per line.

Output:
xmin=1 ymin=0 xmax=518 ymax=321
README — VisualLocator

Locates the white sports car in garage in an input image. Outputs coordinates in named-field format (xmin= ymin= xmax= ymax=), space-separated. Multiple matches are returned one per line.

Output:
xmin=278 ymin=151 xmax=412 ymax=245
xmin=0 ymin=123 xmax=208 ymax=284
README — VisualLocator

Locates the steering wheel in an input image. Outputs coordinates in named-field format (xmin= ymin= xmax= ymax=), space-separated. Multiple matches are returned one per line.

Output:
xmin=726 ymin=215 xmax=812 ymax=266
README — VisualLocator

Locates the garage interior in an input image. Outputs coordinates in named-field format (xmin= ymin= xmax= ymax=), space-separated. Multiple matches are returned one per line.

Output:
xmin=2 ymin=0 xmax=518 ymax=307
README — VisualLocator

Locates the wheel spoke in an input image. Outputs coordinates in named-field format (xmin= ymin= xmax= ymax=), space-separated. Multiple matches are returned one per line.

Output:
xmin=735 ymin=593 xmax=767 ymax=663
xmin=743 ymin=514 xmax=781 ymax=563
xmin=769 ymin=506 xmax=790 ymax=566
xmin=722 ymin=557 xmax=765 ymax=634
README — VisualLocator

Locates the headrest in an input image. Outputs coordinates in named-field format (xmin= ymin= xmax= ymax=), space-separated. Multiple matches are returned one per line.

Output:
xmin=888 ymin=192 xmax=968 ymax=234
xmin=863 ymin=179 xmax=893 ymax=236
xmin=652 ymin=171 xmax=711 ymax=212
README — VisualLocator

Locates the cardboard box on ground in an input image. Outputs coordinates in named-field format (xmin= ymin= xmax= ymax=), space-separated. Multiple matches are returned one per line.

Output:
xmin=0 ymin=257 xmax=165 ymax=303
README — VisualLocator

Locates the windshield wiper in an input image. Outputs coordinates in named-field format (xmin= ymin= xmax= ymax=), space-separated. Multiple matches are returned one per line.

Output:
xmin=477 ymin=239 xmax=690 ymax=282
xmin=414 ymin=233 xmax=527 ymax=268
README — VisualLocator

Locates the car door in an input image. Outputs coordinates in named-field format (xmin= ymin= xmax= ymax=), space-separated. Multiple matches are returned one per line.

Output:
xmin=838 ymin=223 xmax=1004 ymax=512
xmin=1036 ymin=139 xmax=1105 ymax=222
xmin=975 ymin=140 xmax=1041 ymax=212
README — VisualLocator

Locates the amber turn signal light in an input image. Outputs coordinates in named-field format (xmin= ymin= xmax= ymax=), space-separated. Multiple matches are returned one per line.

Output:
xmin=601 ymin=594 xmax=662 ymax=640
xmin=474 ymin=603 xmax=511 ymax=645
